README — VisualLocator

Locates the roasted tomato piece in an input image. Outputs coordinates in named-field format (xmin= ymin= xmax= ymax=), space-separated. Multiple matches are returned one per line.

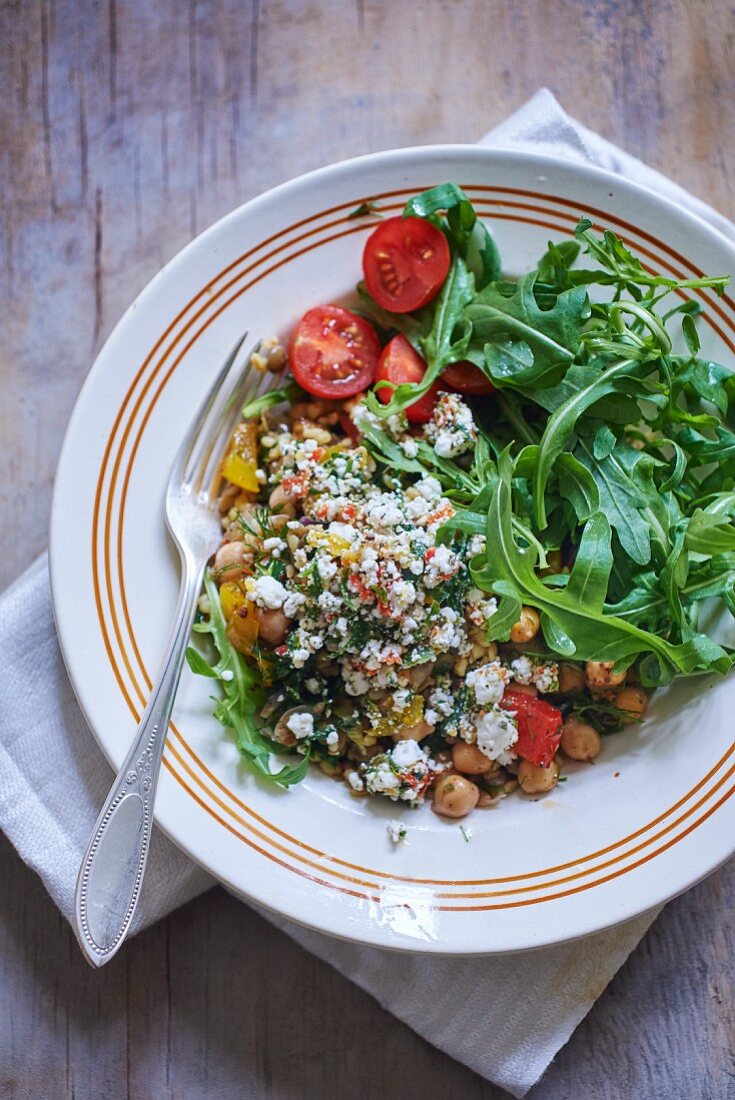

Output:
xmin=499 ymin=687 xmax=563 ymax=767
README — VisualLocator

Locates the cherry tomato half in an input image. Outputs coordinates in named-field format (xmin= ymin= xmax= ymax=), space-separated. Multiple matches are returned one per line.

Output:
xmin=289 ymin=305 xmax=380 ymax=399
xmin=363 ymin=216 xmax=451 ymax=314
xmin=499 ymin=687 xmax=563 ymax=768
xmin=442 ymin=360 xmax=496 ymax=395
xmin=374 ymin=335 xmax=441 ymax=424
xmin=338 ymin=410 xmax=361 ymax=443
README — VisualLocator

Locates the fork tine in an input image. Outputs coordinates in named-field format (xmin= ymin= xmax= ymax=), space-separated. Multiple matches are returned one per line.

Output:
xmin=189 ymin=341 xmax=276 ymax=499
xmin=172 ymin=329 xmax=251 ymax=491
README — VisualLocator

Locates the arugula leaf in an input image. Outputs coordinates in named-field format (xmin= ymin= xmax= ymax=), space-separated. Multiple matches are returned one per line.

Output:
xmin=356 ymin=282 xmax=429 ymax=344
xmin=403 ymin=183 xmax=500 ymax=287
xmin=403 ymin=183 xmax=473 ymax=222
xmin=192 ymin=572 xmax=310 ymax=786
xmin=241 ymin=381 xmax=304 ymax=420
xmin=533 ymin=356 xmax=640 ymax=526
xmin=676 ymin=356 xmax=731 ymax=417
xmin=685 ymin=504 xmax=735 ymax=555
xmin=472 ymin=450 xmax=732 ymax=683
xmin=575 ymin=436 xmax=669 ymax=565
xmin=465 ymin=274 xmax=589 ymax=389
xmin=185 ymin=646 xmax=219 ymax=678
xmin=556 ymin=452 xmax=600 ymax=522
xmin=676 ymin=425 xmax=735 ymax=463
xmin=575 ymin=219 xmax=730 ymax=295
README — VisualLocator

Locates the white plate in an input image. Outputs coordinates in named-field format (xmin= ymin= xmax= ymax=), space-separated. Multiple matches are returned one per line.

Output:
xmin=50 ymin=146 xmax=735 ymax=953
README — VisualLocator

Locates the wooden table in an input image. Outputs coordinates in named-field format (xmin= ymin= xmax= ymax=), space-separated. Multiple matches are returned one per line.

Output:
xmin=2 ymin=1 xmax=734 ymax=1096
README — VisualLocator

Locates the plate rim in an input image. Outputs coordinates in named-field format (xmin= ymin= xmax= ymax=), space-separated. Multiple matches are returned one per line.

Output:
xmin=50 ymin=143 xmax=735 ymax=953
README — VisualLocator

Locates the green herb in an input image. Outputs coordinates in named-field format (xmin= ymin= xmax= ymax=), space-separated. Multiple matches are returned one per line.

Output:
xmin=459 ymin=824 xmax=473 ymax=842
xmin=347 ymin=199 xmax=384 ymax=219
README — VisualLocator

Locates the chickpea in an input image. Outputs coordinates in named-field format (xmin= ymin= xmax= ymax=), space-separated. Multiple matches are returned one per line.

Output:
xmin=451 ymin=741 xmax=493 ymax=775
xmin=266 ymin=344 xmax=287 ymax=373
xmin=518 ymin=759 xmax=558 ymax=794
xmin=615 ymin=685 xmax=649 ymax=722
xmin=560 ymin=717 xmax=602 ymax=761
xmin=432 ymin=774 xmax=480 ymax=819
xmin=510 ymin=606 xmax=541 ymax=644
xmin=256 ymin=607 xmax=292 ymax=646
xmin=393 ymin=719 xmax=433 ymax=742
xmin=585 ymin=660 xmax=627 ymax=689
xmin=557 ymin=662 xmax=586 ymax=694
xmin=213 ymin=540 xmax=247 ymax=583
xmin=268 ymin=484 xmax=297 ymax=514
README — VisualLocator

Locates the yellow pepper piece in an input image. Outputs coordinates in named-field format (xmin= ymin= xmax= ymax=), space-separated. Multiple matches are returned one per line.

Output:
xmin=371 ymin=695 xmax=424 ymax=739
xmin=305 ymin=528 xmax=351 ymax=556
xmin=219 ymin=581 xmax=247 ymax=620
xmin=221 ymin=421 xmax=259 ymax=492
xmin=225 ymin=594 xmax=259 ymax=656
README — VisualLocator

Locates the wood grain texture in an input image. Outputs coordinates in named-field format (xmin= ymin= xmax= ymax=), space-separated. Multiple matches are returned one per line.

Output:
xmin=1 ymin=0 xmax=734 ymax=1097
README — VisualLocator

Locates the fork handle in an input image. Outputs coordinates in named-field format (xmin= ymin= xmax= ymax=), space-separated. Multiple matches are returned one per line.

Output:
xmin=73 ymin=561 xmax=203 ymax=967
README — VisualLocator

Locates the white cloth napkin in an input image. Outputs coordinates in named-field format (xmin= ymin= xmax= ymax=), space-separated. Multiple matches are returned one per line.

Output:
xmin=1 ymin=89 xmax=731 ymax=1098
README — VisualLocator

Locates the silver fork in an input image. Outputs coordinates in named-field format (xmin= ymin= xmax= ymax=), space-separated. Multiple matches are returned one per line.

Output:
xmin=74 ymin=331 xmax=261 ymax=968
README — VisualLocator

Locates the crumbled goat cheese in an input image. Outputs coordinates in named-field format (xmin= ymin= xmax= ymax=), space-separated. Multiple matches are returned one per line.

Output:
xmin=415 ymin=475 xmax=443 ymax=501
xmin=328 ymin=521 xmax=358 ymax=542
xmin=425 ymin=393 xmax=478 ymax=457
xmin=392 ymin=688 xmax=411 ymax=710
xmin=249 ymin=574 xmax=289 ymax=609
xmin=325 ymin=730 xmax=339 ymax=746
xmin=361 ymin=740 xmax=434 ymax=802
xmin=466 ymin=661 xmax=511 ymax=706
xmin=286 ymin=712 xmax=314 ymax=740
xmin=510 ymin=656 xmax=560 ymax=694
xmin=425 ymin=682 xmax=454 ymax=726
xmin=363 ymin=493 xmax=404 ymax=528
xmin=283 ymin=591 xmax=306 ymax=617
xmin=430 ymin=607 xmax=465 ymax=650
xmin=315 ymin=556 xmax=337 ymax=583
xmin=346 ymin=770 xmax=365 ymax=791
xmin=475 ymin=707 xmax=519 ymax=765
xmin=401 ymin=438 xmax=419 ymax=458
xmin=291 ymin=648 xmax=311 ymax=668
xmin=391 ymin=738 xmax=424 ymax=768
xmin=468 ymin=534 xmax=486 ymax=557
xmin=465 ymin=587 xmax=499 ymax=626
xmin=423 ymin=544 xmax=462 ymax=588
xmin=387 ymin=820 xmax=408 ymax=843
xmin=317 ymin=591 xmax=343 ymax=612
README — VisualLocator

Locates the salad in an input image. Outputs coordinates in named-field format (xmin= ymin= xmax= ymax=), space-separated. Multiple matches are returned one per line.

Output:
xmin=187 ymin=184 xmax=735 ymax=826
